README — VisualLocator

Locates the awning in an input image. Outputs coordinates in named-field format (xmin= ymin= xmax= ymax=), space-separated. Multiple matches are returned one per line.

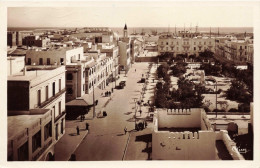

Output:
xmin=66 ymin=99 xmax=89 ymax=107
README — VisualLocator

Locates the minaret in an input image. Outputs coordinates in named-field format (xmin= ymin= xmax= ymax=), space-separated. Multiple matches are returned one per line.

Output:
xmin=124 ymin=23 xmax=128 ymax=38
xmin=210 ymin=27 xmax=211 ymax=38
xmin=175 ymin=24 xmax=177 ymax=36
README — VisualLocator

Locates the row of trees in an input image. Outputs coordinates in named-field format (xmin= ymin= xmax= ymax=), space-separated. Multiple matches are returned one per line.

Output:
xmin=155 ymin=64 xmax=204 ymax=109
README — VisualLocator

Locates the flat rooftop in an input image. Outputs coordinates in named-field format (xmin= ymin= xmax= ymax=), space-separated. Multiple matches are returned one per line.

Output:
xmin=8 ymin=66 xmax=64 ymax=81
xmin=8 ymin=109 xmax=49 ymax=140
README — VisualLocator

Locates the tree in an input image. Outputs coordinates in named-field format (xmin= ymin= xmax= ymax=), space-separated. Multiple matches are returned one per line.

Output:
xmin=225 ymin=80 xmax=252 ymax=104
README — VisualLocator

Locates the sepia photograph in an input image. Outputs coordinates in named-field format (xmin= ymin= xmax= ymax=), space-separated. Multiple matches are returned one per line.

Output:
xmin=1 ymin=0 xmax=260 ymax=168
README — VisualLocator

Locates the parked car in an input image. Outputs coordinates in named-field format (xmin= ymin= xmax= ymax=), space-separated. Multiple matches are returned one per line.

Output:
xmin=119 ymin=81 xmax=126 ymax=89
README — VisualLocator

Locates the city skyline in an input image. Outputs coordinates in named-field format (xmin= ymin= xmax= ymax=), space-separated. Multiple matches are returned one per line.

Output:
xmin=7 ymin=1 xmax=255 ymax=28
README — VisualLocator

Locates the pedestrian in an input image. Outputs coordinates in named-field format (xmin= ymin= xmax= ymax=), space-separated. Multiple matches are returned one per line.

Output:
xmin=153 ymin=79 xmax=154 ymax=83
xmin=76 ymin=126 xmax=80 ymax=135
xmin=95 ymin=100 xmax=98 ymax=105
xmin=112 ymin=88 xmax=114 ymax=93
xmin=135 ymin=69 xmax=136 ymax=72
xmin=140 ymin=110 xmax=142 ymax=116
xmin=124 ymin=126 xmax=127 ymax=135
xmin=109 ymin=91 xmax=111 ymax=96
xmin=86 ymin=123 xmax=89 ymax=130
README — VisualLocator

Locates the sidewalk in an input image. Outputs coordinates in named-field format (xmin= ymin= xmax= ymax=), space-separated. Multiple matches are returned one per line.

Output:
xmin=135 ymin=64 xmax=158 ymax=120
xmin=54 ymin=75 xmax=127 ymax=161
xmin=54 ymin=120 xmax=89 ymax=161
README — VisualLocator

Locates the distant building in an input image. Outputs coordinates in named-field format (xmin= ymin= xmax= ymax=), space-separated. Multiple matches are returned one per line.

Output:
xmin=23 ymin=35 xmax=50 ymax=48
xmin=7 ymin=31 xmax=22 ymax=47
xmin=8 ymin=66 xmax=66 ymax=161
xmin=215 ymin=36 xmax=253 ymax=64
xmin=158 ymin=35 xmax=215 ymax=57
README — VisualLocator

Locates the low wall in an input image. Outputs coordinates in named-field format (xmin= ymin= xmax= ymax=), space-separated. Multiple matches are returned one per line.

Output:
xmin=215 ymin=130 xmax=244 ymax=160
xmin=157 ymin=108 xmax=201 ymax=128
xmin=152 ymin=129 xmax=216 ymax=160
xmin=201 ymin=111 xmax=214 ymax=131
xmin=152 ymin=110 xmax=216 ymax=160
xmin=135 ymin=57 xmax=158 ymax=62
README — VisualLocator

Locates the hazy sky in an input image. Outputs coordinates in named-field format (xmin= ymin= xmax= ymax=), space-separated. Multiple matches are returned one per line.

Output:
xmin=7 ymin=1 xmax=255 ymax=27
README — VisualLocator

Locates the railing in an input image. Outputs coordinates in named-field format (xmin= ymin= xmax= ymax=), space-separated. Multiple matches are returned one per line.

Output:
xmin=39 ymin=89 xmax=66 ymax=108
xmin=54 ymin=111 xmax=66 ymax=123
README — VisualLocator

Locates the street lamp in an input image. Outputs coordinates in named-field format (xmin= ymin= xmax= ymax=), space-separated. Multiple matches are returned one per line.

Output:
xmin=133 ymin=98 xmax=138 ymax=129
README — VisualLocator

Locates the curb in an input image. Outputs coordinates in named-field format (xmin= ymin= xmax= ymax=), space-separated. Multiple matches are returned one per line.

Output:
xmin=122 ymin=132 xmax=131 ymax=161
xmin=66 ymin=130 xmax=89 ymax=161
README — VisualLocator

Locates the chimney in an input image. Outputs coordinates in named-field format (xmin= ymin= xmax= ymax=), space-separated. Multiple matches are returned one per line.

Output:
xmin=23 ymin=66 xmax=27 ymax=76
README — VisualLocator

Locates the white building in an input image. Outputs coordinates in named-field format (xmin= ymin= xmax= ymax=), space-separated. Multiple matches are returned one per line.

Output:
xmin=152 ymin=108 xmax=244 ymax=160
xmin=8 ymin=66 xmax=66 ymax=161
xmin=158 ymin=35 xmax=215 ymax=57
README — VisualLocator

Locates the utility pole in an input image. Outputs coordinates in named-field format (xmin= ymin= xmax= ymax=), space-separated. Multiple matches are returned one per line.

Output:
xmin=93 ymin=83 xmax=95 ymax=118
xmin=215 ymin=81 xmax=218 ymax=118
xmin=133 ymin=98 xmax=138 ymax=128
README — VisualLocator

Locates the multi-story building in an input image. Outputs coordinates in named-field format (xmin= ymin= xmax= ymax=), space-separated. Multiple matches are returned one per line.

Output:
xmin=158 ymin=34 xmax=215 ymax=57
xmin=26 ymin=47 xmax=84 ymax=66
xmin=7 ymin=31 xmax=22 ymax=47
xmin=8 ymin=66 xmax=66 ymax=161
xmin=215 ymin=37 xmax=253 ymax=64
xmin=23 ymin=35 xmax=50 ymax=48
xmin=84 ymin=50 xmax=114 ymax=94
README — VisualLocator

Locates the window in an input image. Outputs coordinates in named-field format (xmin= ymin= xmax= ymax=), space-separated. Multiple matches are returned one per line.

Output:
xmin=67 ymin=87 xmax=73 ymax=94
xmin=61 ymin=119 xmax=64 ymax=134
xmin=240 ymin=46 xmax=242 ymax=50
xmin=18 ymin=141 xmax=29 ymax=161
xmin=47 ymin=58 xmax=50 ymax=65
xmin=177 ymin=42 xmax=179 ymax=45
xmin=59 ymin=79 xmax=61 ymax=92
xmin=194 ymin=47 xmax=196 ymax=51
xmin=83 ymin=71 xmax=85 ymax=78
xmin=58 ymin=101 xmax=61 ymax=115
xmin=166 ymin=42 xmax=168 ymax=45
xmin=78 ymin=54 xmax=80 ymax=60
xmin=83 ymin=84 xmax=85 ymax=91
xmin=245 ymin=46 xmax=247 ymax=49
xmin=44 ymin=121 xmax=52 ymax=140
xmin=161 ymin=42 xmax=163 ymax=45
xmin=37 ymin=90 xmax=41 ymax=106
xmin=45 ymin=86 xmax=48 ymax=101
xmin=39 ymin=58 xmax=43 ymax=65
xmin=194 ymin=42 xmax=196 ymax=45
xmin=32 ymin=130 xmax=41 ymax=152
xmin=177 ymin=47 xmax=179 ymax=51
xmin=27 ymin=58 xmax=31 ymax=65
xmin=55 ymin=124 xmax=58 ymax=140
xmin=204 ymin=42 xmax=206 ymax=45
xmin=66 ymin=73 xmax=73 ymax=80
xmin=52 ymin=82 xmax=55 ymax=97
xmin=60 ymin=58 xmax=64 ymax=65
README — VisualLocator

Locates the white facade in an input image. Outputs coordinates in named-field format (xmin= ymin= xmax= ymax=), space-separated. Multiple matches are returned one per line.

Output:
xmin=8 ymin=66 xmax=66 ymax=161
xmin=158 ymin=35 xmax=215 ymax=56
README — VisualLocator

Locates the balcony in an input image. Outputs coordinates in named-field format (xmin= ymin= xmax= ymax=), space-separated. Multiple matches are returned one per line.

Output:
xmin=55 ymin=111 xmax=66 ymax=123
xmin=39 ymin=89 xmax=66 ymax=108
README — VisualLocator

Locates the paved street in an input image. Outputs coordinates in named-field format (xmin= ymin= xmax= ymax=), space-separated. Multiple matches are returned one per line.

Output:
xmin=73 ymin=62 xmax=153 ymax=161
